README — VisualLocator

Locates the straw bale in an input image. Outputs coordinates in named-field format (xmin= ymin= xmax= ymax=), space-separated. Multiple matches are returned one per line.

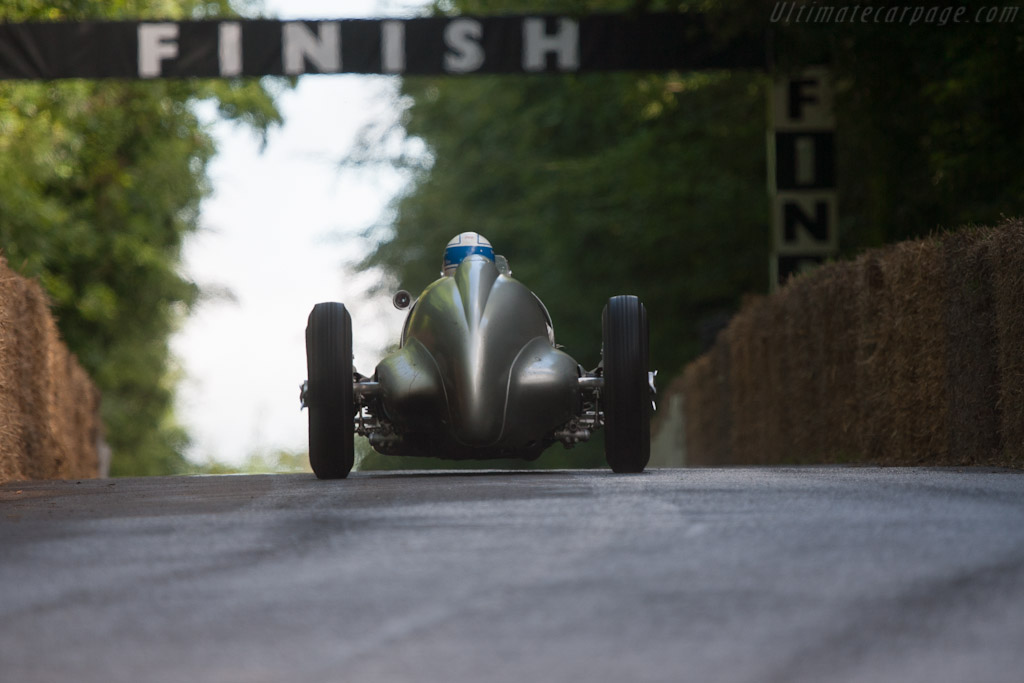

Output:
xmin=682 ymin=343 xmax=732 ymax=466
xmin=768 ymin=288 xmax=802 ymax=464
xmin=727 ymin=295 xmax=775 ymax=464
xmin=736 ymin=261 xmax=864 ymax=465
xmin=851 ymin=239 xmax=949 ymax=464
xmin=681 ymin=353 xmax=712 ymax=466
xmin=710 ymin=340 xmax=733 ymax=465
xmin=778 ymin=273 xmax=827 ymax=462
xmin=992 ymin=219 xmax=1024 ymax=468
xmin=805 ymin=261 xmax=861 ymax=462
xmin=942 ymin=228 xmax=1002 ymax=465
xmin=48 ymin=340 xmax=88 ymax=478
xmin=0 ymin=256 xmax=102 ymax=483
xmin=69 ymin=361 xmax=103 ymax=477
xmin=3 ymin=275 xmax=39 ymax=479
xmin=850 ymin=253 xmax=887 ymax=461
xmin=677 ymin=220 xmax=1024 ymax=469
xmin=715 ymin=260 xmax=864 ymax=466
xmin=0 ymin=263 xmax=23 ymax=482
xmin=13 ymin=277 xmax=63 ymax=480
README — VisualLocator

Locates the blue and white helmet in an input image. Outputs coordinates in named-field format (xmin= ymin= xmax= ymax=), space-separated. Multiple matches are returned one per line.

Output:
xmin=442 ymin=232 xmax=495 ymax=276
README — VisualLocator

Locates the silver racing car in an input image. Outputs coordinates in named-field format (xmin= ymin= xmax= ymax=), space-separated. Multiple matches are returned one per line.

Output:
xmin=301 ymin=232 xmax=654 ymax=478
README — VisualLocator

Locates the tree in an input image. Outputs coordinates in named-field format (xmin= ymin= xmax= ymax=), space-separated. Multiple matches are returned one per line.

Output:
xmin=0 ymin=0 xmax=284 ymax=475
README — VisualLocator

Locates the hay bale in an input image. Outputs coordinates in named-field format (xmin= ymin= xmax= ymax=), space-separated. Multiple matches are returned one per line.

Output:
xmin=719 ymin=261 xmax=862 ymax=466
xmin=676 ymin=219 xmax=1024 ymax=470
xmin=777 ymin=273 xmax=826 ymax=463
xmin=11 ymin=277 xmax=65 ymax=480
xmin=0 ymin=256 xmax=102 ymax=483
xmin=48 ymin=340 xmax=89 ymax=479
xmin=943 ymin=228 xmax=1002 ymax=465
xmin=736 ymin=261 xmax=864 ymax=466
xmin=807 ymin=261 xmax=861 ymax=462
xmin=851 ymin=253 xmax=889 ymax=462
xmin=726 ymin=295 xmax=774 ymax=464
xmin=4 ymin=275 xmax=42 ymax=479
xmin=682 ymin=343 xmax=732 ymax=466
xmin=709 ymin=340 xmax=733 ymax=465
xmin=0 ymin=265 xmax=23 ymax=482
xmin=681 ymin=353 xmax=713 ymax=466
xmin=852 ymin=240 xmax=952 ymax=464
xmin=992 ymin=219 xmax=1024 ymax=468
xmin=70 ymin=360 xmax=103 ymax=478
xmin=764 ymin=291 xmax=800 ymax=464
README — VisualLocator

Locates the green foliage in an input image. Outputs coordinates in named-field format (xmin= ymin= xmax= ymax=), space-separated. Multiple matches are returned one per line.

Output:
xmin=823 ymin=21 xmax=1024 ymax=249
xmin=189 ymin=448 xmax=312 ymax=475
xmin=0 ymin=1 xmax=285 ymax=475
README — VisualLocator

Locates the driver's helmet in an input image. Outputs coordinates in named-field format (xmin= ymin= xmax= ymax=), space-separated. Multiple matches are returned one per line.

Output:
xmin=442 ymin=232 xmax=495 ymax=276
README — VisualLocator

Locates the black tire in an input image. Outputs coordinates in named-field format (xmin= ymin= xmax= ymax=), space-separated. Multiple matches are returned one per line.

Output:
xmin=602 ymin=295 xmax=651 ymax=473
xmin=305 ymin=302 xmax=355 ymax=479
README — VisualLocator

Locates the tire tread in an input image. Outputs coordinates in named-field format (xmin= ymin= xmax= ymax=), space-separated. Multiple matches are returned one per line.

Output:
xmin=602 ymin=295 xmax=651 ymax=473
xmin=306 ymin=302 xmax=354 ymax=479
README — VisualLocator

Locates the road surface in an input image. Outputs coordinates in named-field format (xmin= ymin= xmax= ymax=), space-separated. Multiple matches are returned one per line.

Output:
xmin=2 ymin=467 xmax=1024 ymax=682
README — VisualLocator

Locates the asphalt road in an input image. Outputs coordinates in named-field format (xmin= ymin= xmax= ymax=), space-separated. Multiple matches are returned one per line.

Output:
xmin=2 ymin=467 xmax=1024 ymax=683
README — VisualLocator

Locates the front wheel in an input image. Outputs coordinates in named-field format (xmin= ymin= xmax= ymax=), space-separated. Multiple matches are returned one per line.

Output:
xmin=305 ymin=302 xmax=355 ymax=479
xmin=602 ymin=295 xmax=651 ymax=473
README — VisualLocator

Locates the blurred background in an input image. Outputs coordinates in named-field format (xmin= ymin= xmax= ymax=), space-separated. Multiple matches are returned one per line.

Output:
xmin=1 ymin=0 xmax=1021 ymax=474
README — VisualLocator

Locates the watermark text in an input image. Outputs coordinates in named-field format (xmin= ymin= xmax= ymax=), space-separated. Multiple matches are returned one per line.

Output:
xmin=770 ymin=3 xmax=1020 ymax=26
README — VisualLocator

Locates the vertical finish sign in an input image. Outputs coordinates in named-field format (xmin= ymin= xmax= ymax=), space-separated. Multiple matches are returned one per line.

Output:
xmin=769 ymin=67 xmax=838 ymax=288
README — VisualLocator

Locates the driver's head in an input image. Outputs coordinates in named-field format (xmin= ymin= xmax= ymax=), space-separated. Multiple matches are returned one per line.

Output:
xmin=442 ymin=232 xmax=494 ymax=276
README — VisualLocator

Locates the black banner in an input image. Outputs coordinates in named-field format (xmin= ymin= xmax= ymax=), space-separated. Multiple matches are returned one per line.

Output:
xmin=0 ymin=14 xmax=765 ymax=79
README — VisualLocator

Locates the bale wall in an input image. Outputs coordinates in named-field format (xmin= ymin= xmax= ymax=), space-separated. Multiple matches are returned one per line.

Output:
xmin=655 ymin=219 xmax=1024 ymax=468
xmin=0 ymin=257 xmax=103 ymax=483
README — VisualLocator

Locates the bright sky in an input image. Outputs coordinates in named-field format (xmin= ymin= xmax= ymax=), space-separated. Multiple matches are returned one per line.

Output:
xmin=172 ymin=0 xmax=424 ymax=466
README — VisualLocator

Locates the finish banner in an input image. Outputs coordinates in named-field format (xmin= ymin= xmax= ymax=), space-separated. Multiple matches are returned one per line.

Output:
xmin=0 ymin=13 xmax=765 ymax=80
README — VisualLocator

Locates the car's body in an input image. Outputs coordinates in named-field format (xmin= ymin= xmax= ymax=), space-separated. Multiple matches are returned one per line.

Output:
xmin=302 ymin=252 xmax=652 ymax=478
xmin=370 ymin=254 xmax=587 ymax=461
